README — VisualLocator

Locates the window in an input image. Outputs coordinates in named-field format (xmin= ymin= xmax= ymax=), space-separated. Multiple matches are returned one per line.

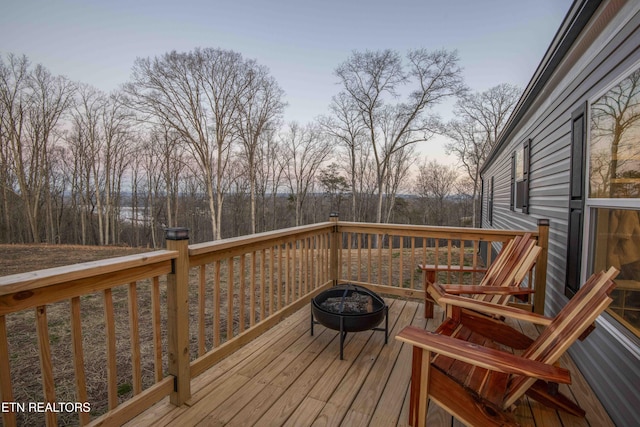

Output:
xmin=587 ymin=65 xmax=640 ymax=338
xmin=590 ymin=208 xmax=640 ymax=336
xmin=511 ymin=140 xmax=530 ymax=213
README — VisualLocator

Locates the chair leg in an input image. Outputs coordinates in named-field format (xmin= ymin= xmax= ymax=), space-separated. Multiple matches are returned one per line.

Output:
xmin=409 ymin=346 xmax=431 ymax=427
xmin=409 ymin=347 xmax=421 ymax=426
xmin=423 ymin=270 xmax=436 ymax=318
xmin=424 ymin=298 xmax=434 ymax=318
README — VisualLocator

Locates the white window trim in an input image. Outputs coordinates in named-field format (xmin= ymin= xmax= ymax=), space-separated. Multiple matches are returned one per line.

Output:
xmin=582 ymin=59 xmax=640 ymax=345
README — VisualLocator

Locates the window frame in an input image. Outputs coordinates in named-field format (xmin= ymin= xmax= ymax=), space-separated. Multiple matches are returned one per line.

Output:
xmin=510 ymin=139 xmax=530 ymax=213
xmin=582 ymin=59 xmax=640 ymax=341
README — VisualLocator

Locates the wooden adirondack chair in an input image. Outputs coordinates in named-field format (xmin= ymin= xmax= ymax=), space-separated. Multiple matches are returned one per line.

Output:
xmin=423 ymin=233 xmax=542 ymax=318
xmin=396 ymin=267 xmax=619 ymax=426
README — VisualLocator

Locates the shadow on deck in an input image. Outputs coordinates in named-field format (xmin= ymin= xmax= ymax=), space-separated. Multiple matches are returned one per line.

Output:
xmin=126 ymin=300 xmax=614 ymax=427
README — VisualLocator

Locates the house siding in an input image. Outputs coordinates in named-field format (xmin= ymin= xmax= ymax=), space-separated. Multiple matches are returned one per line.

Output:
xmin=480 ymin=1 xmax=640 ymax=426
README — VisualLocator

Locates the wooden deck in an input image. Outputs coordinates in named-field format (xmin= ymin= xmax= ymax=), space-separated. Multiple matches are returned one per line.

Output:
xmin=126 ymin=299 xmax=614 ymax=427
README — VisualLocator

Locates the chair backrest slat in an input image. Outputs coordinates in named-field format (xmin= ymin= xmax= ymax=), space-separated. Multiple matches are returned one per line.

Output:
xmin=478 ymin=233 xmax=539 ymax=305
xmin=502 ymin=267 xmax=618 ymax=409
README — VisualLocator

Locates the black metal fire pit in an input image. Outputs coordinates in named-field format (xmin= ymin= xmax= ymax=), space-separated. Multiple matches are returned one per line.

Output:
xmin=311 ymin=284 xmax=388 ymax=359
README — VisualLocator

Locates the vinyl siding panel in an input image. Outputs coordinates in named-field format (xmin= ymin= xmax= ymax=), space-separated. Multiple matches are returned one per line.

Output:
xmin=480 ymin=2 xmax=640 ymax=425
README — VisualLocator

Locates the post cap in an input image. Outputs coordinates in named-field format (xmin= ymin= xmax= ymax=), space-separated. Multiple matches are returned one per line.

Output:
xmin=537 ymin=219 xmax=550 ymax=226
xmin=165 ymin=227 xmax=190 ymax=240
xmin=329 ymin=212 xmax=339 ymax=218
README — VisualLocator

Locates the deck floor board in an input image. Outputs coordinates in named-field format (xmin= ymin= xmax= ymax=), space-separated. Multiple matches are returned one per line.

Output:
xmin=127 ymin=299 xmax=614 ymax=427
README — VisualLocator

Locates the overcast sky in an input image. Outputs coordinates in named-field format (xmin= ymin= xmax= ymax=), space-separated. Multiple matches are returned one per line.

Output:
xmin=0 ymin=0 xmax=573 ymax=164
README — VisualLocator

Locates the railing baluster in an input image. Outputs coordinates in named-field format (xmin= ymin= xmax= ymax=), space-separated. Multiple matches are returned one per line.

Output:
xmin=307 ymin=238 xmax=311 ymax=289
xmin=104 ymin=288 xmax=118 ymax=410
xmin=313 ymin=236 xmax=318 ymax=288
xmin=325 ymin=232 xmax=330 ymax=283
xmin=260 ymin=249 xmax=266 ymax=321
xmin=323 ymin=233 xmax=328 ymax=284
xmin=446 ymin=240 xmax=453 ymax=283
xmin=323 ymin=233 xmax=333 ymax=283
xmin=435 ymin=239 xmax=440 ymax=283
xmin=295 ymin=240 xmax=301 ymax=299
xmin=199 ymin=265 xmax=206 ymax=356
xmin=269 ymin=247 xmax=275 ymax=315
xmin=347 ymin=233 xmax=352 ymax=281
xmin=367 ymin=234 xmax=372 ymax=284
xmin=214 ymin=260 xmax=221 ymax=347
xmin=321 ymin=233 xmax=325 ymax=286
xmin=487 ymin=241 xmax=494 ymax=267
xmin=336 ymin=233 xmax=342 ymax=282
xmin=250 ymin=251 xmax=256 ymax=327
xmin=410 ymin=237 xmax=416 ymax=289
xmin=357 ymin=233 xmax=362 ymax=282
xmin=285 ymin=243 xmax=290 ymax=305
xmin=278 ymin=245 xmax=284 ymax=310
xmin=0 ymin=314 xmax=16 ymax=427
xmin=422 ymin=237 xmax=427 ymax=269
xmin=35 ymin=305 xmax=57 ymax=426
xmin=151 ymin=276 xmax=162 ymax=381
xmin=399 ymin=236 xmax=404 ymax=288
xmin=459 ymin=241 xmax=465 ymax=283
xmin=377 ymin=234 xmax=383 ymax=286
xmin=240 ymin=254 xmax=246 ymax=333
xmin=472 ymin=241 xmax=479 ymax=286
xmin=128 ymin=282 xmax=142 ymax=395
xmin=388 ymin=235 xmax=393 ymax=287
xmin=227 ymin=257 xmax=234 ymax=341
xmin=305 ymin=237 xmax=315 ymax=292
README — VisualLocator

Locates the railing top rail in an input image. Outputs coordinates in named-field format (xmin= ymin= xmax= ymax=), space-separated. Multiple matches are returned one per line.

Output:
xmin=0 ymin=250 xmax=177 ymax=297
xmin=188 ymin=222 xmax=334 ymax=257
xmin=335 ymin=221 xmax=539 ymax=239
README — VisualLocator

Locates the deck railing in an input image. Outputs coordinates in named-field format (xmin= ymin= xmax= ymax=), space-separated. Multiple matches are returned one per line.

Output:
xmin=0 ymin=218 xmax=548 ymax=426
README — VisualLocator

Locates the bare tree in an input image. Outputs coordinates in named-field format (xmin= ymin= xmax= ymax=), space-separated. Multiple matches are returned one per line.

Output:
xmin=151 ymin=124 xmax=187 ymax=229
xmin=69 ymin=85 xmax=133 ymax=245
xmin=100 ymin=91 xmax=134 ymax=245
xmin=255 ymin=128 xmax=286 ymax=231
xmin=383 ymin=144 xmax=416 ymax=223
xmin=125 ymin=48 xmax=256 ymax=239
xmin=444 ymin=83 xmax=521 ymax=226
xmin=318 ymin=92 xmax=367 ymax=221
xmin=0 ymin=96 xmax=14 ymax=242
xmin=415 ymin=158 xmax=459 ymax=225
xmin=281 ymin=122 xmax=331 ymax=226
xmin=235 ymin=62 xmax=285 ymax=233
xmin=0 ymin=54 xmax=74 ymax=242
xmin=335 ymin=49 xmax=466 ymax=223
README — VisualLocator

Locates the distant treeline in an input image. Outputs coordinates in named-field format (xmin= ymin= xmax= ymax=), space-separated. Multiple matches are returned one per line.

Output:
xmin=1 ymin=49 xmax=518 ymax=247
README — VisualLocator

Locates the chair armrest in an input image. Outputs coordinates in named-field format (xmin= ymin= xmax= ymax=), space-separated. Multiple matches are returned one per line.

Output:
xmin=419 ymin=264 xmax=488 ymax=273
xmin=440 ymin=285 xmax=535 ymax=295
xmin=427 ymin=283 xmax=552 ymax=326
xmin=395 ymin=326 xmax=570 ymax=384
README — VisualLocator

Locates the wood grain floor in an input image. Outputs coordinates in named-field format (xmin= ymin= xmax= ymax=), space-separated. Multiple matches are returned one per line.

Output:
xmin=126 ymin=299 xmax=614 ymax=426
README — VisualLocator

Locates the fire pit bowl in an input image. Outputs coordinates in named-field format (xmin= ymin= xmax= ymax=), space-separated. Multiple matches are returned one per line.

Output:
xmin=311 ymin=284 xmax=388 ymax=359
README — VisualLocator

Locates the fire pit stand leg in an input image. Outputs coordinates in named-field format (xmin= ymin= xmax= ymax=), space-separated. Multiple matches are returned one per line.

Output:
xmin=310 ymin=302 xmax=315 ymax=336
xmin=340 ymin=316 xmax=347 ymax=360
xmin=383 ymin=305 xmax=388 ymax=343
xmin=372 ymin=305 xmax=389 ymax=344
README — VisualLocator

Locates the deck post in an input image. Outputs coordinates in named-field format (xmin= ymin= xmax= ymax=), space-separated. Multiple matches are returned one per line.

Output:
xmin=330 ymin=213 xmax=339 ymax=286
xmin=165 ymin=227 xmax=191 ymax=405
xmin=534 ymin=219 xmax=549 ymax=315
